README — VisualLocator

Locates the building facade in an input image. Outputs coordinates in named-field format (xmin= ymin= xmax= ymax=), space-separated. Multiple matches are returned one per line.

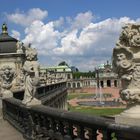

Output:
xmin=40 ymin=61 xmax=120 ymax=90
xmin=0 ymin=24 xmax=26 ymax=89
xmin=95 ymin=61 xmax=121 ymax=88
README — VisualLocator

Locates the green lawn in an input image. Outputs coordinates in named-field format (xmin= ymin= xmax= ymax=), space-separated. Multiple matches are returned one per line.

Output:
xmin=67 ymin=93 xmax=112 ymax=100
xmin=69 ymin=105 xmax=125 ymax=116
xmin=68 ymin=93 xmax=125 ymax=116
xmin=67 ymin=93 xmax=95 ymax=100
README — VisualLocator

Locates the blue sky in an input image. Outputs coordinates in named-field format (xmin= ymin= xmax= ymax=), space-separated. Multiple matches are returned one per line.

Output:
xmin=0 ymin=0 xmax=140 ymax=71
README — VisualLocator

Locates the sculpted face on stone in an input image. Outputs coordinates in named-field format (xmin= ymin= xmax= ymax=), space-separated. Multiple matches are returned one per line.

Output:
xmin=113 ymin=24 xmax=140 ymax=125
xmin=0 ymin=66 xmax=15 ymax=98
xmin=112 ymin=24 xmax=140 ymax=105
xmin=0 ymin=66 xmax=15 ymax=88
xmin=113 ymin=47 xmax=134 ymax=81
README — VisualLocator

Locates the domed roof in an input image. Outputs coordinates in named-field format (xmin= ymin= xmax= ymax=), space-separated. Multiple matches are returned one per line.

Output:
xmin=0 ymin=23 xmax=17 ymax=53
xmin=98 ymin=64 xmax=104 ymax=69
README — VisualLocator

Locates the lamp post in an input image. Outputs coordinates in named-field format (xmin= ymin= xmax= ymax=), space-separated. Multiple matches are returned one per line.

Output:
xmin=95 ymin=68 xmax=99 ymax=88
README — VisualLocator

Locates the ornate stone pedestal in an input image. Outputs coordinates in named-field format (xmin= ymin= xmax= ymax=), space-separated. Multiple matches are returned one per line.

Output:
xmin=115 ymin=105 xmax=140 ymax=126
xmin=2 ymin=90 xmax=13 ymax=98
xmin=112 ymin=24 xmax=140 ymax=126
xmin=22 ymin=98 xmax=41 ymax=106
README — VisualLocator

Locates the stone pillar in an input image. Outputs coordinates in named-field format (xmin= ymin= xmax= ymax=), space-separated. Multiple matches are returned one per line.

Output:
xmin=112 ymin=24 xmax=140 ymax=126
xmin=104 ymin=80 xmax=107 ymax=87
xmin=111 ymin=80 xmax=114 ymax=87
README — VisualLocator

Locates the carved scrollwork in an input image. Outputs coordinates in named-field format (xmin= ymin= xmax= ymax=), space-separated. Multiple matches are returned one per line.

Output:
xmin=117 ymin=24 xmax=140 ymax=48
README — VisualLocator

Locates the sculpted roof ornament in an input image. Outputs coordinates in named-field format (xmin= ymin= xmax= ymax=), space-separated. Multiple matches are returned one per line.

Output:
xmin=0 ymin=23 xmax=17 ymax=53
xmin=25 ymin=44 xmax=38 ymax=61
xmin=2 ymin=23 xmax=8 ymax=34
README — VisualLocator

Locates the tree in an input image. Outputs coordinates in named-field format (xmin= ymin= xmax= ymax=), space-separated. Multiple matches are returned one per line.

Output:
xmin=71 ymin=66 xmax=79 ymax=72
xmin=58 ymin=61 xmax=69 ymax=66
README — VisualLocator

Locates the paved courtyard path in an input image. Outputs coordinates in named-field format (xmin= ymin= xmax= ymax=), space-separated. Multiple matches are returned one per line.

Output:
xmin=0 ymin=117 xmax=25 ymax=140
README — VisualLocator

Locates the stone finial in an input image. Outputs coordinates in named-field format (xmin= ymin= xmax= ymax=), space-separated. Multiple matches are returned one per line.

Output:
xmin=112 ymin=24 xmax=140 ymax=126
xmin=2 ymin=23 xmax=8 ymax=34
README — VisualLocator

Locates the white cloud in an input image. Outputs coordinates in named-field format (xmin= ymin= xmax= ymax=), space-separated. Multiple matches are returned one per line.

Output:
xmin=22 ymin=20 xmax=61 ymax=55
xmin=11 ymin=30 xmax=20 ymax=40
xmin=53 ymin=17 xmax=136 ymax=58
xmin=71 ymin=11 xmax=94 ymax=29
xmin=53 ymin=17 xmax=64 ymax=28
xmin=7 ymin=10 xmax=140 ymax=71
xmin=23 ymin=15 xmax=139 ymax=71
xmin=7 ymin=8 xmax=48 ymax=26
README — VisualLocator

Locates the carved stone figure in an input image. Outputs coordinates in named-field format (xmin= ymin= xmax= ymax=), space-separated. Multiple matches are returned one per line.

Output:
xmin=22 ymin=44 xmax=41 ymax=106
xmin=2 ymin=23 xmax=8 ymax=34
xmin=112 ymin=24 xmax=140 ymax=126
xmin=16 ymin=41 xmax=23 ymax=53
xmin=0 ymin=66 xmax=15 ymax=98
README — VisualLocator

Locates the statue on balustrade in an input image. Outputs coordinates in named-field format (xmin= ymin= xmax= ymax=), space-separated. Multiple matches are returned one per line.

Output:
xmin=22 ymin=44 xmax=41 ymax=106
xmin=0 ymin=66 xmax=15 ymax=98
xmin=16 ymin=41 xmax=23 ymax=53
xmin=112 ymin=24 xmax=140 ymax=125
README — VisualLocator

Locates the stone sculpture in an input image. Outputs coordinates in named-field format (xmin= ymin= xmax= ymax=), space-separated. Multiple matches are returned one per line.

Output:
xmin=22 ymin=44 xmax=41 ymax=106
xmin=0 ymin=66 xmax=15 ymax=98
xmin=112 ymin=24 xmax=140 ymax=125
xmin=16 ymin=41 xmax=23 ymax=53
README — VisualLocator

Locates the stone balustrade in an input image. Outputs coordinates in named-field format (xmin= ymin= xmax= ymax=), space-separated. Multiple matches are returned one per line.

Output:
xmin=2 ymin=97 xmax=140 ymax=140
xmin=12 ymin=81 xmax=67 ymax=109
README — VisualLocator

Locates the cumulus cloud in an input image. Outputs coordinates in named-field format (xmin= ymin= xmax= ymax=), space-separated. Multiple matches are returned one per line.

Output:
xmin=53 ymin=17 xmax=136 ymax=57
xmin=22 ymin=14 xmax=139 ymax=71
xmin=11 ymin=30 xmax=20 ymax=40
xmin=23 ymin=20 xmax=61 ymax=55
xmin=71 ymin=11 xmax=94 ymax=29
xmin=7 ymin=10 xmax=140 ymax=71
xmin=6 ymin=8 xmax=48 ymax=26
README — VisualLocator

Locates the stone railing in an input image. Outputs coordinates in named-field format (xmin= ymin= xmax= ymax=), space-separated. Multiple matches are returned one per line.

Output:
xmin=3 ymin=97 xmax=140 ymax=140
xmin=12 ymin=82 xmax=67 ymax=109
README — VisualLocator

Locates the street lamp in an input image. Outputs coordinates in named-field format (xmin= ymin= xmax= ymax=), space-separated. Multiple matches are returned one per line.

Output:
xmin=95 ymin=67 xmax=99 ymax=88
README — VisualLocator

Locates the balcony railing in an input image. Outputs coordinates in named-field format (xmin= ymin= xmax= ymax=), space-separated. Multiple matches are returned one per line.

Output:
xmin=12 ymin=82 xmax=67 ymax=105
xmin=3 ymin=97 xmax=140 ymax=140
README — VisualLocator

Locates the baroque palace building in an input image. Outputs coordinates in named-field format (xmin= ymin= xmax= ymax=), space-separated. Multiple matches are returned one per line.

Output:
xmin=40 ymin=61 xmax=121 ymax=90
xmin=96 ymin=61 xmax=121 ymax=88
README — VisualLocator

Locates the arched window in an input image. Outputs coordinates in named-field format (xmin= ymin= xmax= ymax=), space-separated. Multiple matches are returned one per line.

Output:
xmin=100 ymin=81 xmax=104 ymax=88
xmin=107 ymin=80 xmax=111 ymax=87
xmin=68 ymin=83 xmax=71 ymax=88
xmin=73 ymin=83 xmax=76 ymax=88
xmin=77 ymin=82 xmax=81 ymax=88
xmin=114 ymin=80 xmax=117 ymax=87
